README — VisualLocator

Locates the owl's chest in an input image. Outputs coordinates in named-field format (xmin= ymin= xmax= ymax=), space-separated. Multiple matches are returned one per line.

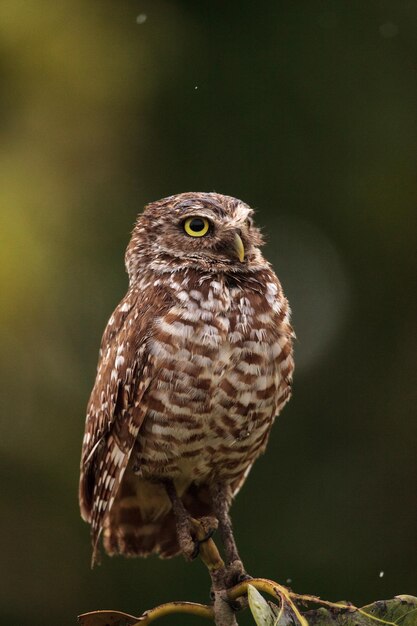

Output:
xmin=138 ymin=277 xmax=289 ymax=479
xmin=148 ymin=279 xmax=279 ymax=407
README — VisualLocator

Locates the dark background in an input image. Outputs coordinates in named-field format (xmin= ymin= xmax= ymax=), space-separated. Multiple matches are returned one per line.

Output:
xmin=0 ymin=2 xmax=416 ymax=625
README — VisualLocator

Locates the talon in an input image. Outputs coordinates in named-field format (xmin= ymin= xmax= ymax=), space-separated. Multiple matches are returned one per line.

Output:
xmin=237 ymin=572 xmax=252 ymax=583
xmin=185 ymin=515 xmax=218 ymax=559
xmin=198 ymin=526 xmax=216 ymax=544
xmin=224 ymin=559 xmax=250 ymax=588
xmin=188 ymin=517 xmax=218 ymax=560
xmin=190 ymin=516 xmax=218 ymax=542
xmin=190 ymin=541 xmax=200 ymax=560
xmin=227 ymin=598 xmax=242 ymax=612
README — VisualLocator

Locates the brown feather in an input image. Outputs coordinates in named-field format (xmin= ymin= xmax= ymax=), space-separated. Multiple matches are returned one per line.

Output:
xmin=79 ymin=192 xmax=294 ymax=562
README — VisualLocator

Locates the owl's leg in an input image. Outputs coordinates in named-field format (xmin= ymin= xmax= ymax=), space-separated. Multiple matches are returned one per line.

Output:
xmin=164 ymin=480 xmax=217 ymax=561
xmin=164 ymin=479 xmax=196 ymax=560
xmin=210 ymin=483 xmax=250 ymax=586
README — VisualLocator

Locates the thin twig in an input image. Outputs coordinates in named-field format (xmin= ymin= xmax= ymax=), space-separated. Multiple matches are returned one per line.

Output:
xmin=131 ymin=601 xmax=214 ymax=625
xmin=229 ymin=578 xmax=356 ymax=612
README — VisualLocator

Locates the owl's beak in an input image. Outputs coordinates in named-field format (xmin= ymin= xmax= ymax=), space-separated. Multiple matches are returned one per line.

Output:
xmin=234 ymin=232 xmax=245 ymax=262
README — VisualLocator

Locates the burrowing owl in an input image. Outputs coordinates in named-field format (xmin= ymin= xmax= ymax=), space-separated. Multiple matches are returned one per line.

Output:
xmin=79 ymin=192 xmax=294 ymax=577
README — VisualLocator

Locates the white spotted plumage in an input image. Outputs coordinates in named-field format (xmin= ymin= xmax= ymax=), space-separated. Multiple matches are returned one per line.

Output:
xmin=79 ymin=192 xmax=294 ymax=561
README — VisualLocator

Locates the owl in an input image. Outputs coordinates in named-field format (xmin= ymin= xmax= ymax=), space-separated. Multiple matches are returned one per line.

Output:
xmin=79 ymin=192 xmax=294 ymax=580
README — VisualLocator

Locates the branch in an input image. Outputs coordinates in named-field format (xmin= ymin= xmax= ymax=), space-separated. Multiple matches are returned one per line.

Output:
xmin=79 ymin=588 xmax=417 ymax=626
xmin=78 ymin=530 xmax=417 ymax=626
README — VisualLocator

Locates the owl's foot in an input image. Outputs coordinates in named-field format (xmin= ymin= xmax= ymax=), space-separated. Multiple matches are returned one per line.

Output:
xmin=164 ymin=480 xmax=219 ymax=561
xmin=176 ymin=515 xmax=218 ymax=561
xmin=192 ymin=515 xmax=219 ymax=542
xmin=177 ymin=521 xmax=199 ymax=561
xmin=189 ymin=516 xmax=219 ymax=559
xmin=224 ymin=559 xmax=251 ymax=589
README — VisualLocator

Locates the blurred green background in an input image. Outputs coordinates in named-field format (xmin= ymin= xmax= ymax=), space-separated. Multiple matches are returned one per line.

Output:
xmin=0 ymin=2 xmax=416 ymax=625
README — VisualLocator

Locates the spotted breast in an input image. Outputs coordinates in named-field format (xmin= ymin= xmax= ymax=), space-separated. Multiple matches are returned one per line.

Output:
xmin=99 ymin=266 xmax=292 ymax=558
xmin=137 ymin=268 xmax=292 ymax=491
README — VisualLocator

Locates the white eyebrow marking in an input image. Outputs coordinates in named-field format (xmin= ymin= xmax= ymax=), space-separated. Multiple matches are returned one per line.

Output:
xmin=233 ymin=203 xmax=251 ymax=222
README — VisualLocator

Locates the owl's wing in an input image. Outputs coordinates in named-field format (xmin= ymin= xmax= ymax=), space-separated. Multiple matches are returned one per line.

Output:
xmin=78 ymin=287 xmax=168 ymax=559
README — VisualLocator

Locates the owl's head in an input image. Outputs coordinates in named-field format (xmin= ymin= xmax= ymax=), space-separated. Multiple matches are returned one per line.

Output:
xmin=125 ymin=192 xmax=265 ymax=279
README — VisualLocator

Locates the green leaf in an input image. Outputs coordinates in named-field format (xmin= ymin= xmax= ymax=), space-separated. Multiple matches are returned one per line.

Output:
xmin=248 ymin=584 xmax=278 ymax=626
xmin=305 ymin=595 xmax=417 ymax=626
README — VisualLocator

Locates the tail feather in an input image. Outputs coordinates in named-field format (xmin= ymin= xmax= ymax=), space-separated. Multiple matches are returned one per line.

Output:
xmin=102 ymin=470 xmax=214 ymax=559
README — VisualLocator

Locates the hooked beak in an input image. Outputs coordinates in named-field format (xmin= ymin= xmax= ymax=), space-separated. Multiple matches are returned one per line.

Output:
xmin=233 ymin=232 xmax=245 ymax=262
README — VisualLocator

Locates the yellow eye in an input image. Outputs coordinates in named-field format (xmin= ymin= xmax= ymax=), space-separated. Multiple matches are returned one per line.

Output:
xmin=183 ymin=216 xmax=210 ymax=237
